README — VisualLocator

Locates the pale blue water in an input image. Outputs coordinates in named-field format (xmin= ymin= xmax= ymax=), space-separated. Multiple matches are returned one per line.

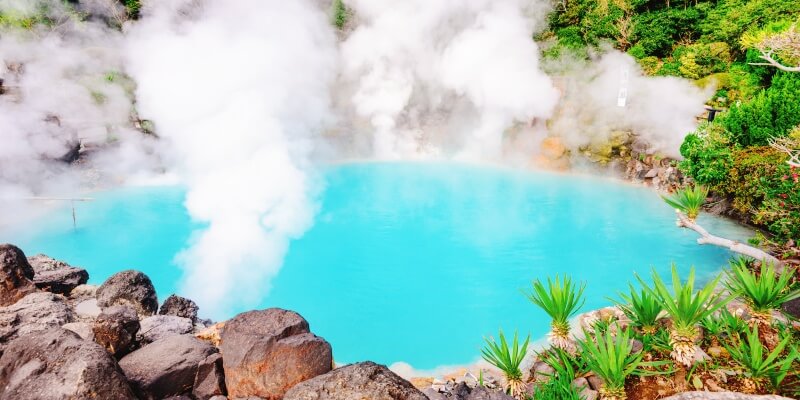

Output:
xmin=1 ymin=162 xmax=750 ymax=370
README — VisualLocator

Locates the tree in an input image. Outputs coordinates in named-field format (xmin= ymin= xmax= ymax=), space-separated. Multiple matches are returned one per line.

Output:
xmin=744 ymin=23 xmax=800 ymax=72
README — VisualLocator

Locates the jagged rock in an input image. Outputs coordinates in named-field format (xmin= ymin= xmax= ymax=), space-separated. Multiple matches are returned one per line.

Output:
xmin=662 ymin=392 xmax=793 ymax=400
xmin=193 ymin=353 xmax=227 ymax=399
xmin=96 ymin=270 xmax=158 ymax=317
xmin=0 ymin=292 xmax=73 ymax=353
xmin=93 ymin=305 xmax=140 ymax=357
xmin=75 ymin=298 xmax=101 ymax=320
xmin=283 ymin=361 xmax=428 ymax=400
xmin=0 ymin=327 xmax=136 ymax=399
xmin=159 ymin=294 xmax=199 ymax=322
xmin=119 ymin=334 xmax=217 ymax=400
xmin=27 ymin=254 xmax=88 ymax=294
xmin=137 ymin=314 xmax=193 ymax=345
xmin=0 ymin=244 xmax=37 ymax=306
xmin=69 ymin=284 xmax=97 ymax=300
xmin=221 ymin=308 xmax=333 ymax=399
xmin=62 ymin=321 xmax=94 ymax=341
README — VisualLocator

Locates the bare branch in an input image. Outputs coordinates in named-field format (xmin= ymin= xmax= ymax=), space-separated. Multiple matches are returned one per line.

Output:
xmin=768 ymin=137 xmax=800 ymax=168
xmin=748 ymin=52 xmax=800 ymax=72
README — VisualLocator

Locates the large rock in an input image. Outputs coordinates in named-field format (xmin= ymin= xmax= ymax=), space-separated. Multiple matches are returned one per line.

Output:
xmin=96 ymin=270 xmax=158 ymax=316
xmin=27 ymin=254 xmax=88 ymax=295
xmin=159 ymin=294 xmax=199 ymax=322
xmin=284 ymin=361 xmax=428 ymax=400
xmin=193 ymin=353 xmax=227 ymax=399
xmin=93 ymin=305 xmax=140 ymax=357
xmin=137 ymin=314 xmax=193 ymax=345
xmin=119 ymin=334 xmax=217 ymax=400
xmin=0 ymin=327 xmax=136 ymax=399
xmin=220 ymin=308 xmax=333 ymax=399
xmin=0 ymin=292 xmax=73 ymax=353
xmin=0 ymin=244 xmax=37 ymax=306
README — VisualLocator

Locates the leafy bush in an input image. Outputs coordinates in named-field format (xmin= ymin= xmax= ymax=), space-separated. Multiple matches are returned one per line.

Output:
xmin=679 ymin=125 xmax=733 ymax=186
xmin=722 ymin=72 xmax=800 ymax=147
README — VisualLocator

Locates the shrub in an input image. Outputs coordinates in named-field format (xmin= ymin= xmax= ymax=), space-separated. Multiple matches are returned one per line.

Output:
xmin=524 ymin=275 xmax=586 ymax=352
xmin=661 ymin=185 xmax=709 ymax=220
xmin=481 ymin=329 xmax=529 ymax=399
xmin=724 ymin=324 xmax=797 ymax=393
xmin=579 ymin=325 xmax=644 ymax=399
xmin=613 ymin=284 xmax=664 ymax=334
xmin=724 ymin=259 xmax=800 ymax=323
xmin=679 ymin=125 xmax=734 ymax=187
xmin=722 ymin=72 xmax=800 ymax=147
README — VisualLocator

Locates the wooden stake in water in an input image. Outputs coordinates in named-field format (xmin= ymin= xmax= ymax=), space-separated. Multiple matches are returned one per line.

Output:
xmin=72 ymin=200 xmax=76 ymax=229
xmin=14 ymin=197 xmax=94 ymax=229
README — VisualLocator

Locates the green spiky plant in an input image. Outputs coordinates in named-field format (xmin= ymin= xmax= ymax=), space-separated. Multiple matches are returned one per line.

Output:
xmin=701 ymin=307 xmax=748 ymax=346
xmin=524 ymin=274 xmax=586 ymax=352
xmin=578 ymin=325 xmax=643 ymax=400
xmin=724 ymin=258 xmax=800 ymax=325
xmin=637 ymin=265 xmax=730 ymax=367
xmin=535 ymin=347 xmax=587 ymax=400
xmin=723 ymin=324 xmax=797 ymax=393
xmin=661 ymin=185 xmax=708 ymax=220
xmin=481 ymin=329 xmax=529 ymax=399
xmin=613 ymin=284 xmax=664 ymax=335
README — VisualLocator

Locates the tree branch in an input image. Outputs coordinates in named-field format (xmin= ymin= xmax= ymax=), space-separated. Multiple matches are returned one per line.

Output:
xmin=748 ymin=51 xmax=800 ymax=73
xmin=674 ymin=211 xmax=784 ymax=270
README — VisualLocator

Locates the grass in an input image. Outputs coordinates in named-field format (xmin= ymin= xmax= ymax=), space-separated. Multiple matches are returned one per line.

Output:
xmin=481 ymin=329 xmax=529 ymax=399
xmin=661 ymin=185 xmax=709 ymax=220
xmin=524 ymin=274 xmax=586 ymax=351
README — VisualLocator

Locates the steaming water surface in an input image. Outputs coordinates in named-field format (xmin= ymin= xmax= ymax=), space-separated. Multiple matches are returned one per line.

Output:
xmin=2 ymin=162 xmax=751 ymax=370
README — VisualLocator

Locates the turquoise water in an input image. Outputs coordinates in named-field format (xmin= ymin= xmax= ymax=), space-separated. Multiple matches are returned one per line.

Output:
xmin=1 ymin=162 xmax=750 ymax=370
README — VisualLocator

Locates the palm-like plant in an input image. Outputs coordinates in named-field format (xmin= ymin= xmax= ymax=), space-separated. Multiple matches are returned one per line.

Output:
xmin=637 ymin=265 xmax=730 ymax=367
xmin=535 ymin=348 xmax=587 ymax=400
xmin=524 ymin=274 xmax=586 ymax=352
xmin=579 ymin=325 xmax=643 ymax=400
xmin=661 ymin=185 xmax=708 ymax=220
xmin=481 ymin=329 xmax=530 ymax=399
xmin=613 ymin=284 xmax=664 ymax=335
xmin=724 ymin=259 xmax=800 ymax=325
xmin=724 ymin=324 xmax=797 ymax=393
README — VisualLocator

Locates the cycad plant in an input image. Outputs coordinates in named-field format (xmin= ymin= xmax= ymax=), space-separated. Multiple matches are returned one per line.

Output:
xmin=613 ymin=284 xmax=664 ymax=335
xmin=535 ymin=348 xmax=587 ymax=400
xmin=637 ymin=265 xmax=730 ymax=367
xmin=661 ymin=185 xmax=708 ymax=220
xmin=701 ymin=308 xmax=748 ymax=346
xmin=524 ymin=274 xmax=586 ymax=352
xmin=724 ymin=325 xmax=797 ymax=393
xmin=481 ymin=329 xmax=530 ymax=399
xmin=579 ymin=325 xmax=643 ymax=400
xmin=724 ymin=258 xmax=800 ymax=326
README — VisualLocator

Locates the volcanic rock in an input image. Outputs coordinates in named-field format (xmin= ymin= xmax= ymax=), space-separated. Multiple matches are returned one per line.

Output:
xmin=193 ymin=352 xmax=227 ymax=399
xmin=0 ymin=244 xmax=37 ymax=306
xmin=119 ymin=334 xmax=217 ymax=400
xmin=27 ymin=254 xmax=88 ymax=294
xmin=93 ymin=305 xmax=140 ymax=357
xmin=137 ymin=314 xmax=193 ymax=345
xmin=96 ymin=270 xmax=158 ymax=316
xmin=159 ymin=294 xmax=199 ymax=322
xmin=220 ymin=308 xmax=332 ymax=399
xmin=283 ymin=361 xmax=428 ymax=400
xmin=0 ymin=327 xmax=136 ymax=399
xmin=0 ymin=292 xmax=73 ymax=353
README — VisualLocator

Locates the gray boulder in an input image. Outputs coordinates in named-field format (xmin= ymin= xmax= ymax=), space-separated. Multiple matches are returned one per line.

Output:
xmin=119 ymin=334 xmax=217 ymax=400
xmin=159 ymin=294 xmax=199 ymax=322
xmin=0 ymin=327 xmax=136 ymax=399
xmin=283 ymin=361 xmax=428 ymax=400
xmin=96 ymin=270 xmax=158 ymax=316
xmin=137 ymin=314 xmax=193 ymax=345
xmin=93 ymin=305 xmax=140 ymax=357
xmin=74 ymin=298 xmax=102 ymax=321
xmin=28 ymin=254 xmax=88 ymax=295
xmin=0 ymin=292 xmax=73 ymax=353
xmin=193 ymin=352 xmax=227 ymax=399
xmin=0 ymin=244 xmax=37 ymax=307
xmin=220 ymin=308 xmax=333 ymax=400
xmin=62 ymin=321 xmax=94 ymax=341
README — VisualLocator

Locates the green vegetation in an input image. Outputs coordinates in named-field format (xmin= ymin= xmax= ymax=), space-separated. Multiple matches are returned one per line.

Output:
xmin=578 ymin=326 xmax=643 ymax=400
xmin=661 ymin=185 xmax=708 ymax=220
xmin=724 ymin=259 xmax=800 ymax=323
xmin=636 ymin=266 xmax=729 ymax=367
xmin=481 ymin=329 xmax=529 ymax=399
xmin=331 ymin=0 xmax=348 ymax=30
xmin=613 ymin=284 xmax=663 ymax=334
xmin=523 ymin=275 xmax=586 ymax=351
xmin=723 ymin=325 xmax=797 ymax=393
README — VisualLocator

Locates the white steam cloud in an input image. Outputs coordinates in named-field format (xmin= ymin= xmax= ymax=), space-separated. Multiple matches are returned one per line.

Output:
xmin=125 ymin=0 xmax=337 ymax=315
xmin=340 ymin=0 xmax=559 ymax=158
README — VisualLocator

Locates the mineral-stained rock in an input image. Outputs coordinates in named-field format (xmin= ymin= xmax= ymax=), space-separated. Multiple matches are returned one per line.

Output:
xmin=27 ymin=254 xmax=88 ymax=295
xmin=193 ymin=352 xmax=227 ymax=399
xmin=119 ymin=334 xmax=217 ymax=400
xmin=0 ymin=244 xmax=37 ymax=306
xmin=137 ymin=314 xmax=194 ymax=345
xmin=0 ymin=292 xmax=73 ymax=353
xmin=93 ymin=305 xmax=140 ymax=357
xmin=96 ymin=270 xmax=158 ymax=316
xmin=283 ymin=361 xmax=429 ymax=400
xmin=662 ymin=392 xmax=793 ymax=400
xmin=196 ymin=321 xmax=224 ymax=346
xmin=69 ymin=284 xmax=97 ymax=300
xmin=220 ymin=308 xmax=332 ymax=399
xmin=0 ymin=327 xmax=136 ymax=399
xmin=159 ymin=294 xmax=199 ymax=322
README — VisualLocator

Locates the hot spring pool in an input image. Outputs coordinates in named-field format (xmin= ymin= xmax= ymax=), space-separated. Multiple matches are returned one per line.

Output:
xmin=1 ymin=162 xmax=751 ymax=370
